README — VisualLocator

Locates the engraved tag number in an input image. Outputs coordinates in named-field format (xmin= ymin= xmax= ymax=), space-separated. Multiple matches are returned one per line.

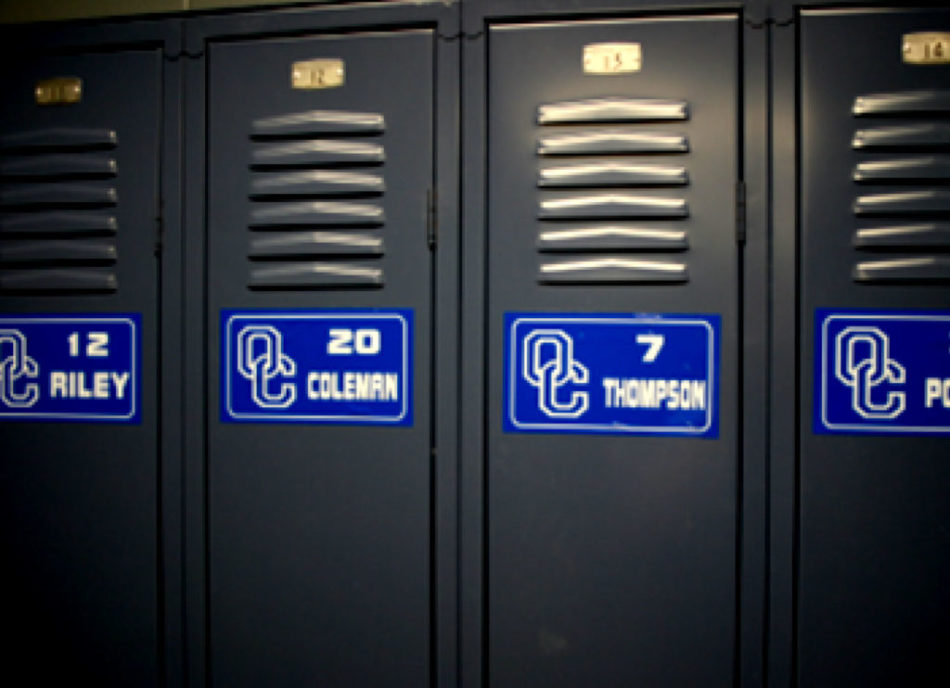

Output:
xmin=583 ymin=43 xmax=642 ymax=74
xmin=903 ymin=32 xmax=950 ymax=65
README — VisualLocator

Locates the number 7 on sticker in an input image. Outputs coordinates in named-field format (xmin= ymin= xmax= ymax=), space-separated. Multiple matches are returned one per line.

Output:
xmin=636 ymin=334 xmax=665 ymax=363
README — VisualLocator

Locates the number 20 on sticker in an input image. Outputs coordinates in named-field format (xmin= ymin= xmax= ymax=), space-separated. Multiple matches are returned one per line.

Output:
xmin=327 ymin=328 xmax=381 ymax=356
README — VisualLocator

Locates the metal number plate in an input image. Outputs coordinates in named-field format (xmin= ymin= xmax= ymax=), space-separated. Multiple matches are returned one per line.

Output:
xmin=35 ymin=77 xmax=82 ymax=105
xmin=903 ymin=32 xmax=950 ymax=65
xmin=292 ymin=59 xmax=345 ymax=90
xmin=583 ymin=43 xmax=642 ymax=74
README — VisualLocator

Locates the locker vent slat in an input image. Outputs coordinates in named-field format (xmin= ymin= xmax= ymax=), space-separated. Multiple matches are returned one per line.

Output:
xmin=247 ymin=109 xmax=386 ymax=290
xmin=852 ymin=124 xmax=950 ymax=150
xmin=252 ymin=110 xmax=385 ymax=136
xmin=251 ymin=140 xmax=384 ymax=167
xmin=0 ymin=212 xmax=117 ymax=236
xmin=249 ymin=262 xmax=383 ymax=289
xmin=538 ymin=162 xmax=687 ymax=188
xmin=250 ymin=170 xmax=384 ymax=197
xmin=535 ymin=96 xmax=692 ymax=285
xmin=853 ymin=190 xmax=950 ymax=216
xmin=0 ymin=239 xmax=116 ymax=265
xmin=854 ymin=223 xmax=950 ymax=250
xmin=852 ymin=90 xmax=950 ymax=117
xmin=0 ymin=128 xmax=117 ymax=151
xmin=538 ymin=130 xmax=688 ymax=156
xmin=0 ymin=268 xmax=117 ymax=293
xmin=250 ymin=201 xmax=384 ymax=227
xmin=539 ymin=193 xmax=687 ymax=219
xmin=538 ymin=225 xmax=688 ymax=252
xmin=539 ymin=257 xmax=688 ymax=284
xmin=537 ymin=97 xmax=688 ymax=124
xmin=0 ymin=154 xmax=117 ymax=180
xmin=853 ymin=257 xmax=950 ymax=282
xmin=249 ymin=231 xmax=383 ymax=258
xmin=853 ymin=156 xmax=950 ymax=183
xmin=0 ymin=183 xmax=117 ymax=209
xmin=0 ymin=127 xmax=121 ymax=294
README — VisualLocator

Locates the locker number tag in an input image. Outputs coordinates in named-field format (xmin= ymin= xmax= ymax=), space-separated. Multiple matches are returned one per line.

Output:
xmin=222 ymin=309 xmax=412 ymax=424
xmin=292 ymin=59 xmax=344 ymax=89
xmin=815 ymin=310 xmax=950 ymax=435
xmin=0 ymin=314 xmax=140 ymax=422
xmin=504 ymin=313 xmax=719 ymax=437
xmin=583 ymin=43 xmax=641 ymax=74
xmin=35 ymin=77 xmax=82 ymax=105
xmin=903 ymin=33 xmax=950 ymax=65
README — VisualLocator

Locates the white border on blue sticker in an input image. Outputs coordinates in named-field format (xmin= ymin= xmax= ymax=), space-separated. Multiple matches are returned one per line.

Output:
xmin=817 ymin=310 xmax=950 ymax=434
xmin=223 ymin=310 xmax=411 ymax=423
xmin=0 ymin=314 xmax=139 ymax=421
xmin=505 ymin=313 xmax=719 ymax=436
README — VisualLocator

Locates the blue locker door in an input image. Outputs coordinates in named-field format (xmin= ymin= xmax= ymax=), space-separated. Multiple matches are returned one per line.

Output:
xmin=485 ymin=14 xmax=740 ymax=687
xmin=799 ymin=8 xmax=950 ymax=685
xmin=0 ymin=47 xmax=163 ymax=683
xmin=206 ymin=28 xmax=435 ymax=686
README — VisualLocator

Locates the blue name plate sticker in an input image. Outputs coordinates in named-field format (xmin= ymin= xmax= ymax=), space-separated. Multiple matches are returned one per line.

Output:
xmin=815 ymin=309 xmax=950 ymax=435
xmin=505 ymin=313 xmax=719 ymax=437
xmin=222 ymin=309 xmax=412 ymax=424
xmin=0 ymin=314 xmax=140 ymax=422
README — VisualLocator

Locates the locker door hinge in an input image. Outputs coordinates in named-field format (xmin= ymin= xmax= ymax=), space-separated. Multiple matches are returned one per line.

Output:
xmin=426 ymin=188 xmax=438 ymax=251
xmin=735 ymin=181 xmax=747 ymax=246
xmin=154 ymin=212 xmax=164 ymax=258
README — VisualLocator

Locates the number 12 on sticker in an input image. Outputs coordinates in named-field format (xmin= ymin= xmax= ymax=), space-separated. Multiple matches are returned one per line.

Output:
xmin=67 ymin=331 xmax=109 ymax=358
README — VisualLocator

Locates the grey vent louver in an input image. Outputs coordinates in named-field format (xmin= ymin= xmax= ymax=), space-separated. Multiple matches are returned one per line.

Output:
xmin=535 ymin=97 xmax=689 ymax=284
xmin=247 ymin=110 xmax=385 ymax=289
xmin=0 ymin=127 xmax=119 ymax=293
xmin=851 ymin=90 xmax=950 ymax=283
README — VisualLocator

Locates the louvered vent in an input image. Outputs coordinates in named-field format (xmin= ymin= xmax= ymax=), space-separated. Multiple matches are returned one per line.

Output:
xmin=0 ymin=128 xmax=119 ymax=293
xmin=534 ymin=97 xmax=690 ymax=284
xmin=851 ymin=89 xmax=950 ymax=283
xmin=247 ymin=110 xmax=385 ymax=290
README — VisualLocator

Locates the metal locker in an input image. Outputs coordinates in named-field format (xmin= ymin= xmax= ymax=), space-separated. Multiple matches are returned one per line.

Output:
xmin=188 ymin=4 xmax=459 ymax=685
xmin=0 ymin=20 xmax=180 ymax=685
xmin=794 ymin=7 xmax=950 ymax=685
xmin=469 ymin=10 xmax=742 ymax=686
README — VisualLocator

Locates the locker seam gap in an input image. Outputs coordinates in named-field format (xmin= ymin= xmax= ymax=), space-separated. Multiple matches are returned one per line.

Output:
xmin=175 ymin=19 xmax=189 ymax=688
xmin=763 ymin=13 xmax=773 ymax=688
xmin=157 ymin=38 xmax=168 ymax=688
xmin=201 ymin=39 xmax=214 ymax=688
xmin=480 ymin=19 xmax=491 ymax=688
xmin=791 ymin=9 xmax=802 ymax=687
xmin=734 ymin=14 xmax=746 ymax=688
xmin=429 ymin=26 xmax=439 ymax=688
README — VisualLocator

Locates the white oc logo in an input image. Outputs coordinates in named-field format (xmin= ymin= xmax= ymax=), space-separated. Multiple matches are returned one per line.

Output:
xmin=835 ymin=326 xmax=906 ymax=420
xmin=522 ymin=329 xmax=589 ymax=419
xmin=0 ymin=329 xmax=40 ymax=409
xmin=236 ymin=325 xmax=297 ymax=409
